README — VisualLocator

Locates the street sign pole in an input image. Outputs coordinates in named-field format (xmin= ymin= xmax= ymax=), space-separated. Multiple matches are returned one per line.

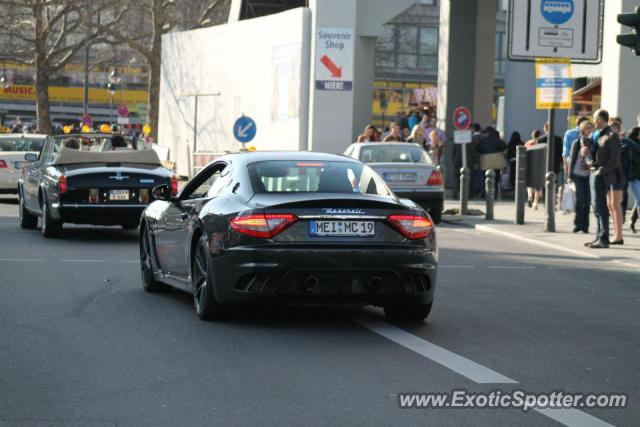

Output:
xmin=545 ymin=108 xmax=556 ymax=232
xmin=452 ymin=106 xmax=472 ymax=215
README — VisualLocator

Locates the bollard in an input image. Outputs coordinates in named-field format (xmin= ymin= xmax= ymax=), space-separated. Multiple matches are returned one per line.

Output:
xmin=514 ymin=145 xmax=527 ymax=225
xmin=485 ymin=169 xmax=495 ymax=220
xmin=544 ymin=171 xmax=556 ymax=232
xmin=459 ymin=167 xmax=470 ymax=215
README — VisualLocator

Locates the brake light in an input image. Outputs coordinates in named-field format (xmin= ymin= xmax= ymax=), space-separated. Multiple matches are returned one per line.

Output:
xmin=427 ymin=170 xmax=443 ymax=186
xmin=170 ymin=176 xmax=178 ymax=197
xmin=139 ymin=188 xmax=149 ymax=203
xmin=58 ymin=175 xmax=67 ymax=194
xmin=387 ymin=214 xmax=433 ymax=240
xmin=0 ymin=160 xmax=7 ymax=168
xmin=230 ymin=213 xmax=297 ymax=238
xmin=88 ymin=188 xmax=98 ymax=203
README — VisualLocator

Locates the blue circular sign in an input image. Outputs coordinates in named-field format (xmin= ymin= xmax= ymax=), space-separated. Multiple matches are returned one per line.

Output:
xmin=540 ymin=0 xmax=574 ymax=25
xmin=233 ymin=116 xmax=257 ymax=143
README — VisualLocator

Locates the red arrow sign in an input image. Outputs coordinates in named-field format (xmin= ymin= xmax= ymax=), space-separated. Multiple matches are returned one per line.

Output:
xmin=320 ymin=55 xmax=342 ymax=78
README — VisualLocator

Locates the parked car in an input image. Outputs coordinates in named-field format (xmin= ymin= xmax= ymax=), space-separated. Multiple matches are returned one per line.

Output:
xmin=18 ymin=133 xmax=176 ymax=237
xmin=139 ymin=151 xmax=438 ymax=322
xmin=0 ymin=134 xmax=46 ymax=193
xmin=344 ymin=142 xmax=444 ymax=223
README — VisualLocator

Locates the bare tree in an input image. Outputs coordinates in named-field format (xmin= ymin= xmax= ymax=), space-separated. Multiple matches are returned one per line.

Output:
xmin=0 ymin=0 xmax=110 ymax=134
xmin=85 ymin=0 xmax=229 ymax=141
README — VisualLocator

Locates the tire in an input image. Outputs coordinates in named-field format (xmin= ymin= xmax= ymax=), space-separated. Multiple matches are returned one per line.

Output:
xmin=41 ymin=198 xmax=62 ymax=238
xmin=140 ymin=226 xmax=171 ymax=293
xmin=429 ymin=208 xmax=442 ymax=224
xmin=192 ymin=236 xmax=227 ymax=320
xmin=384 ymin=301 xmax=433 ymax=322
xmin=19 ymin=195 xmax=38 ymax=229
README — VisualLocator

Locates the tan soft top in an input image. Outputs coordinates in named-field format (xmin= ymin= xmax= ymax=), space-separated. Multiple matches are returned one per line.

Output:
xmin=55 ymin=148 xmax=162 ymax=166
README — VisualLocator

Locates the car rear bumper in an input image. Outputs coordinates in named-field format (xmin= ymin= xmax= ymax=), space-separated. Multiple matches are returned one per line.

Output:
xmin=0 ymin=175 xmax=19 ymax=192
xmin=391 ymin=189 xmax=444 ymax=209
xmin=210 ymin=244 xmax=437 ymax=306
xmin=53 ymin=203 xmax=146 ymax=225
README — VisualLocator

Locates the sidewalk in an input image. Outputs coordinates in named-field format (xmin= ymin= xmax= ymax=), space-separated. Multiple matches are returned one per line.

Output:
xmin=442 ymin=199 xmax=640 ymax=269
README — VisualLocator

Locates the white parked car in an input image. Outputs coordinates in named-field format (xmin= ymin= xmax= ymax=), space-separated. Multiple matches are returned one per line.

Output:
xmin=0 ymin=134 xmax=46 ymax=194
xmin=344 ymin=142 xmax=444 ymax=223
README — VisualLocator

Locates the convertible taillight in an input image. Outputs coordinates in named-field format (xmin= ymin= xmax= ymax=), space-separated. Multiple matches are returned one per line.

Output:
xmin=170 ymin=176 xmax=178 ymax=197
xmin=230 ymin=213 xmax=297 ymax=239
xmin=427 ymin=170 xmax=443 ymax=186
xmin=58 ymin=175 xmax=67 ymax=194
xmin=387 ymin=214 xmax=433 ymax=240
xmin=139 ymin=188 xmax=149 ymax=203
xmin=88 ymin=188 xmax=98 ymax=203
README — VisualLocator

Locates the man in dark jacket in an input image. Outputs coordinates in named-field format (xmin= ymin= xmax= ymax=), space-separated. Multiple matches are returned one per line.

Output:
xmin=568 ymin=120 xmax=594 ymax=233
xmin=586 ymin=109 xmax=621 ymax=248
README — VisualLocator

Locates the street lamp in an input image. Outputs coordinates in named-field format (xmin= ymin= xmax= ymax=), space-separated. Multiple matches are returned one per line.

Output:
xmin=107 ymin=82 xmax=117 ymax=124
xmin=0 ymin=65 xmax=10 ymax=89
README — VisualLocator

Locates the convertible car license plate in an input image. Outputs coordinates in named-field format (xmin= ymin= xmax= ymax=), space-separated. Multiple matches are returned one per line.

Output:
xmin=309 ymin=220 xmax=375 ymax=237
xmin=109 ymin=189 xmax=130 ymax=201
xmin=384 ymin=172 xmax=416 ymax=182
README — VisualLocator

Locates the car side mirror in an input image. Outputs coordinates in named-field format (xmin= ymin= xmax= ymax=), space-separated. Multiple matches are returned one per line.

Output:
xmin=24 ymin=153 xmax=38 ymax=162
xmin=152 ymin=184 xmax=173 ymax=202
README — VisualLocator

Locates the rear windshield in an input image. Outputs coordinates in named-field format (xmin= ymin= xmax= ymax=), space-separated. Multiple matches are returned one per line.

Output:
xmin=360 ymin=145 xmax=431 ymax=164
xmin=0 ymin=137 xmax=44 ymax=152
xmin=248 ymin=160 xmax=392 ymax=196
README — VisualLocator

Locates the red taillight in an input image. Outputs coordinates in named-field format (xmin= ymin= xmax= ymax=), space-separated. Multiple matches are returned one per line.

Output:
xmin=139 ymin=188 xmax=149 ymax=203
xmin=427 ymin=170 xmax=443 ymax=186
xmin=58 ymin=175 xmax=67 ymax=194
xmin=88 ymin=188 xmax=98 ymax=203
xmin=0 ymin=160 xmax=7 ymax=168
xmin=230 ymin=213 xmax=297 ymax=239
xmin=170 ymin=176 xmax=178 ymax=197
xmin=387 ymin=214 xmax=433 ymax=240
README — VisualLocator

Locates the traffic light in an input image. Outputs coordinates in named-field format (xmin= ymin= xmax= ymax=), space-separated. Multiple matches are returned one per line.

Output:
xmin=617 ymin=6 xmax=640 ymax=56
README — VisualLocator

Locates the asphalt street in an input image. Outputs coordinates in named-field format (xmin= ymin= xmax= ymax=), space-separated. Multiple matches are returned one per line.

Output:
xmin=0 ymin=194 xmax=638 ymax=426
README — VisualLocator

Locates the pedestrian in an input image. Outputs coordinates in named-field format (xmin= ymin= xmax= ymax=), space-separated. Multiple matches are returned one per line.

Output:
xmin=397 ymin=111 xmax=409 ymax=130
xmin=357 ymin=124 xmax=380 ymax=143
xmin=424 ymin=116 xmax=447 ymax=148
xmin=408 ymin=111 xmax=421 ymax=131
xmin=401 ymin=126 xmax=411 ymax=142
xmin=585 ymin=109 xmax=621 ymax=249
xmin=476 ymin=126 xmax=506 ymax=196
xmin=383 ymin=122 xmax=403 ymax=142
xmin=568 ymin=120 xmax=594 ymax=233
xmin=505 ymin=131 xmax=525 ymax=191
xmin=621 ymin=126 xmax=640 ymax=233
xmin=606 ymin=120 xmax=626 ymax=245
xmin=428 ymin=129 xmax=445 ymax=166
xmin=406 ymin=124 xmax=427 ymax=147
xmin=537 ymin=121 xmax=564 ymax=193
xmin=563 ymin=116 xmax=589 ymax=182
xmin=525 ymin=129 xmax=543 ymax=208
xmin=468 ymin=123 xmax=484 ymax=198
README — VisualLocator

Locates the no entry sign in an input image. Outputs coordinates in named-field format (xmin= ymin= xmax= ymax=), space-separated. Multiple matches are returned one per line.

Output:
xmin=452 ymin=106 xmax=471 ymax=130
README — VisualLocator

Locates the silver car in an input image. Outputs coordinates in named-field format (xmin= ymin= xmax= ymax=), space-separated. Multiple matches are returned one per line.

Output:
xmin=0 ymin=134 xmax=46 ymax=194
xmin=344 ymin=142 xmax=444 ymax=223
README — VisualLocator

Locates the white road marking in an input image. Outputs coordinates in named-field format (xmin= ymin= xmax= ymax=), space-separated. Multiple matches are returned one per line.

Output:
xmin=475 ymin=225 xmax=600 ymax=260
xmin=488 ymin=266 xmax=535 ymax=270
xmin=534 ymin=408 xmax=613 ymax=427
xmin=0 ymin=258 xmax=45 ymax=262
xmin=60 ymin=259 xmax=107 ymax=263
xmin=439 ymin=265 xmax=475 ymax=269
xmin=352 ymin=316 xmax=517 ymax=384
xmin=354 ymin=316 xmax=614 ymax=427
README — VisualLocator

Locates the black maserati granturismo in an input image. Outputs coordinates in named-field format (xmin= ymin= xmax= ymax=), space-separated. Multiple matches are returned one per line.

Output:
xmin=139 ymin=151 xmax=438 ymax=321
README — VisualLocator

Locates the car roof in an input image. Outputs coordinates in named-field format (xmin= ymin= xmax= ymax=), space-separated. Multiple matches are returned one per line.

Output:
xmin=357 ymin=142 xmax=424 ymax=148
xmin=219 ymin=151 xmax=357 ymax=167
xmin=0 ymin=133 xmax=47 ymax=139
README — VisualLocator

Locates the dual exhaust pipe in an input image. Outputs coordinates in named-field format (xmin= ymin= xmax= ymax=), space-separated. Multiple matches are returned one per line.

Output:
xmin=299 ymin=275 xmax=383 ymax=293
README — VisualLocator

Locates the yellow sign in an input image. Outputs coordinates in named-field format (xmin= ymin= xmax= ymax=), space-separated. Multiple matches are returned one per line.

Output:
xmin=81 ymin=125 xmax=91 ymax=133
xmin=142 ymin=124 xmax=151 ymax=135
xmin=0 ymin=84 xmax=148 ymax=105
xmin=535 ymin=58 xmax=572 ymax=110
xmin=63 ymin=125 xmax=72 ymax=134
xmin=99 ymin=124 xmax=111 ymax=133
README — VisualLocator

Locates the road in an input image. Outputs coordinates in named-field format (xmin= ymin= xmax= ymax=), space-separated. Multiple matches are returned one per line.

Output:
xmin=0 ymin=194 xmax=638 ymax=426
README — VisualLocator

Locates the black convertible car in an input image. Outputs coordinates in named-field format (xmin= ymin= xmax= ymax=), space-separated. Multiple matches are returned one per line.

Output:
xmin=140 ymin=152 xmax=438 ymax=321
xmin=18 ymin=133 xmax=176 ymax=237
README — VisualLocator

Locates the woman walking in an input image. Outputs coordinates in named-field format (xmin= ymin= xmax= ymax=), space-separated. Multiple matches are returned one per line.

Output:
xmin=525 ymin=129 xmax=543 ymax=209
xmin=357 ymin=124 xmax=380 ymax=143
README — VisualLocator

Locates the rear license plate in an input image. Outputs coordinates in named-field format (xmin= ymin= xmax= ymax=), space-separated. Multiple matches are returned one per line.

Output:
xmin=309 ymin=220 xmax=375 ymax=237
xmin=109 ymin=189 xmax=130 ymax=201
xmin=384 ymin=172 xmax=416 ymax=182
